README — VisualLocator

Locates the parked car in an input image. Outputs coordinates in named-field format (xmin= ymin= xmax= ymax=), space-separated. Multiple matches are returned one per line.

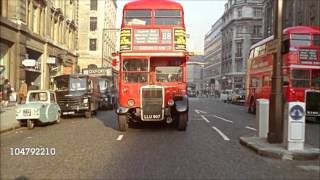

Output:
xmin=220 ymin=89 xmax=233 ymax=103
xmin=231 ymin=89 xmax=246 ymax=105
xmin=16 ymin=90 xmax=61 ymax=129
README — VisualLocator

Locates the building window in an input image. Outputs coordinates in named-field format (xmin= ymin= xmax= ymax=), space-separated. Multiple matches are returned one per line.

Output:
xmin=89 ymin=39 xmax=97 ymax=51
xmin=90 ymin=17 xmax=97 ymax=31
xmin=236 ymin=60 xmax=242 ymax=72
xmin=253 ymin=25 xmax=262 ymax=36
xmin=238 ymin=7 xmax=242 ymax=17
xmin=90 ymin=0 xmax=97 ymax=10
xmin=253 ymin=8 xmax=262 ymax=17
xmin=236 ymin=42 xmax=242 ymax=57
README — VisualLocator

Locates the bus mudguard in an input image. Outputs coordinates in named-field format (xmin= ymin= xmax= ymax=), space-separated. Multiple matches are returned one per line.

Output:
xmin=116 ymin=106 xmax=129 ymax=114
xmin=174 ymin=95 xmax=189 ymax=112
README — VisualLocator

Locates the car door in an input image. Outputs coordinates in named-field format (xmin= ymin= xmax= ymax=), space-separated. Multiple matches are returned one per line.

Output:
xmin=47 ymin=92 xmax=59 ymax=122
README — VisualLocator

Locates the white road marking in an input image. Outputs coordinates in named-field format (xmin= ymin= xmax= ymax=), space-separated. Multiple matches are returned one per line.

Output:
xmin=212 ymin=126 xmax=230 ymax=141
xmin=200 ymin=115 xmax=210 ymax=123
xmin=245 ymin=126 xmax=257 ymax=131
xmin=199 ymin=110 xmax=207 ymax=114
xmin=195 ymin=109 xmax=207 ymax=114
xmin=116 ymin=135 xmax=124 ymax=141
xmin=214 ymin=115 xmax=233 ymax=123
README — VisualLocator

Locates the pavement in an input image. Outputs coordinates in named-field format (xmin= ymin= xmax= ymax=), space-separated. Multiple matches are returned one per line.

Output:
xmin=240 ymin=136 xmax=320 ymax=160
xmin=0 ymin=103 xmax=20 ymax=133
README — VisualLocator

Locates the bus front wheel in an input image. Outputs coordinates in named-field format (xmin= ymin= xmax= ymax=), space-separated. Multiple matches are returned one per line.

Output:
xmin=177 ymin=112 xmax=188 ymax=131
xmin=118 ymin=114 xmax=128 ymax=132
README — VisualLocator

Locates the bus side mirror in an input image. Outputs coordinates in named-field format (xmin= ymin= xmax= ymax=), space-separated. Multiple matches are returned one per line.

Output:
xmin=112 ymin=59 xmax=117 ymax=66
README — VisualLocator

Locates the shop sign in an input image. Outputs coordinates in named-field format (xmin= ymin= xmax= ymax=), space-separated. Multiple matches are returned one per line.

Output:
xmin=82 ymin=67 xmax=112 ymax=77
xmin=47 ymin=57 xmax=56 ymax=64
xmin=22 ymin=59 xmax=36 ymax=67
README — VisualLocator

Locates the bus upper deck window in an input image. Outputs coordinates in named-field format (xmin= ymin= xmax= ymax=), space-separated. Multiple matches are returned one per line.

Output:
xmin=290 ymin=34 xmax=311 ymax=47
xmin=124 ymin=10 xmax=152 ymax=26
xmin=155 ymin=10 xmax=182 ymax=25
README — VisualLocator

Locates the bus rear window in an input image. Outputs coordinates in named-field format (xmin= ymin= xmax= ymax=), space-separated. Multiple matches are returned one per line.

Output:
xmin=290 ymin=34 xmax=311 ymax=47
xmin=155 ymin=10 xmax=182 ymax=25
xmin=291 ymin=69 xmax=310 ymax=88
xmin=314 ymin=34 xmax=320 ymax=46
xmin=124 ymin=10 xmax=152 ymax=26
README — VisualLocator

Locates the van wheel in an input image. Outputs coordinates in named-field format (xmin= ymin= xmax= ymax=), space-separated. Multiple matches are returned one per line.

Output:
xmin=177 ymin=112 xmax=188 ymax=131
xmin=248 ymin=98 xmax=256 ymax=114
xmin=27 ymin=119 xmax=35 ymax=129
xmin=118 ymin=114 xmax=128 ymax=132
xmin=85 ymin=111 xmax=92 ymax=118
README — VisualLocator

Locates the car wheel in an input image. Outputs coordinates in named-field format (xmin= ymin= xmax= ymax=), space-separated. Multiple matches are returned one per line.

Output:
xmin=177 ymin=112 xmax=188 ymax=131
xmin=27 ymin=119 xmax=35 ymax=129
xmin=118 ymin=114 xmax=128 ymax=132
xmin=56 ymin=113 xmax=61 ymax=124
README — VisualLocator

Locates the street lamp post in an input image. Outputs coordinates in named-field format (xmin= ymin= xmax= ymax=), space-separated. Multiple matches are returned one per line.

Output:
xmin=268 ymin=0 xmax=285 ymax=143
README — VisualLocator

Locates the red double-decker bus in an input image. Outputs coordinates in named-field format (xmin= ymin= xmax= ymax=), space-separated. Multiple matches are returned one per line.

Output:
xmin=246 ymin=26 xmax=320 ymax=121
xmin=115 ymin=0 xmax=189 ymax=131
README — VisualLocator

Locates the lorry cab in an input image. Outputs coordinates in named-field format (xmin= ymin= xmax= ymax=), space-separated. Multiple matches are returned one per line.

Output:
xmin=53 ymin=74 xmax=100 ymax=118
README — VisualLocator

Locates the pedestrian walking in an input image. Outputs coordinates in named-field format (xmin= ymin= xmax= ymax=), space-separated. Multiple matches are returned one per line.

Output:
xmin=29 ymin=82 xmax=39 ymax=90
xmin=2 ymin=79 xmax=11 ymax=107
xmin=18 ymin=80 xmax=28 ymax=104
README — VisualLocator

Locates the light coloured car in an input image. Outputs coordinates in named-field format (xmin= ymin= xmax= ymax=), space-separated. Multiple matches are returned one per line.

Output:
xmin=16 ymin=90 xmax=61 ymax=129
xmin=220 ymin=89 xmax=233 ymax=103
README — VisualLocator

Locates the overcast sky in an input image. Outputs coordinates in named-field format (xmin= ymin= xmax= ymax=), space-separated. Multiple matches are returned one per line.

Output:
xmin=116 ymin=0 xmax=227 ymax=53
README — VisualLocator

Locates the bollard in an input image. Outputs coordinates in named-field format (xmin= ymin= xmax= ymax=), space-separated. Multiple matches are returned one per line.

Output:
xmin=284 ymin=102 xmax=305 ymax=151
xmin=256 ymin=99 xmax=269 ymax=138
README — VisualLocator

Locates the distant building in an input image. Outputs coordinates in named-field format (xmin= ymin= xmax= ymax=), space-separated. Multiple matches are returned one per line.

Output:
xmin=0 ymin=0 xmax=79 ymax=90
xmin=263 ymin=0 xmax=320 ymax=38
xmin=220 ymin=0 xmax=264 ymax=90
xmin=203 ymin=18 xmax=222 ymax=94
xmin=187 ymin=55 xmax=205 ymax=93
xmin=77 ymin=0 xmax=117 ymax=70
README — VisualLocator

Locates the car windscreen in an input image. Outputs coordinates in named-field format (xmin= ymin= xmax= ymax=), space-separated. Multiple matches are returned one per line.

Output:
xmin=28 ymin=92 xmax=48 ymax=102
xmin=55 ymin=78 xmax=69 ymax=90
xmin=70 ymin=78 xmax=87 ymax=91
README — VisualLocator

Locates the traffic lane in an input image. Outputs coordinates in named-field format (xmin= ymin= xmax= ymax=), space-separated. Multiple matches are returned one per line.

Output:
xmin=97 ymin=106 xmax=317 ymax=179
xmin=192 ymin=98 xmax=320 ymax=148
xmin=0 ymin=111 xmax=121 ymax=179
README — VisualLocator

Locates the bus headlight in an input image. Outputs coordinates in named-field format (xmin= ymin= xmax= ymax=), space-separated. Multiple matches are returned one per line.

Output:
xmin=128 ymin=99 xmax=135 ymax=107
xmin=168 ymin=99 xmax=174 ymax=106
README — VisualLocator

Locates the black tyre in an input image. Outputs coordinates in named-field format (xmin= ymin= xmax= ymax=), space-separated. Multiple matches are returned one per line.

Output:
xmin=118 ymin=114 xmax=128 ymax=132
xmin=85 ymin=111 xmax=92 ymax=118
xmin=56 ymin=113 xmax=61 ymax=124
xmin=177 ymin=112 xmax=188 ymax=131
xmin=27 ymin=119 xmax=35 ymax=129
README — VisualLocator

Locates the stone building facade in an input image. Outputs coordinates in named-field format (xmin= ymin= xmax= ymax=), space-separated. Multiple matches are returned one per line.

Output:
xmin=203 ymin=18 xmax=222 ymax=95
xmin=77 ymin=0 xmax=117 ymax=71
xmin=263 ymin=0 xmax=320 ymax=38
xmin=0 ymin=0 xmax=79 ymax=91
xmin=187 ymin=55 xmax=205 ymax=93
xmin=220 ymin=0 xmax=264 ymax=90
